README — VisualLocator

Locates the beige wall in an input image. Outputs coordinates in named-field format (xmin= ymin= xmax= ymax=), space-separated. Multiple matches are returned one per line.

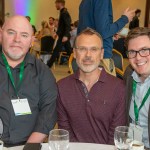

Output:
xmin=5 ymin=0 xmax=81 ymax=30
xmin=5 ymin=0 xmax=146 ymax=31
xmin=112 ymin=0 xmax=146 ymax=27
xmin=66 ymin=0 xmax=81 ymax=22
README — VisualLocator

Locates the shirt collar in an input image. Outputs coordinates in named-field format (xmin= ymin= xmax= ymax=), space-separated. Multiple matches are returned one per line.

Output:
xmin=132 ymin=71 xmax=150 ymax=83
xmin=73 ymin=67 xmax=107 ymax=83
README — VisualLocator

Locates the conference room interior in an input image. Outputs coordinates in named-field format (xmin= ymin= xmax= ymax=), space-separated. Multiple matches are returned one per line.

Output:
xmin=1 ymin=0 xmax=150 ymax=149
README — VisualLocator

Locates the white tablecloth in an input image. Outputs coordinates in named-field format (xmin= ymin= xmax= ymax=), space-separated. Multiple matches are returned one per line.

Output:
xmin=5 ymin=143 xmax=115 ymax=150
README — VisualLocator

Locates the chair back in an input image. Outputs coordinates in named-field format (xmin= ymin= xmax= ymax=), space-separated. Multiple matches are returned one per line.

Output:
xmin=41 ymin=36 xmax=54 ymax=54
xmin=112 ymin=49 xmax=124 ymax=71
xmin=112 ymin=49 xmax=124 ymax=79
xmin=68 ymin=53 xmax=78 ymax=74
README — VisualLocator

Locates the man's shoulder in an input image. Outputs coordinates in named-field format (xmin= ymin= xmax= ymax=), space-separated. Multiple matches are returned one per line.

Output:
xmin=100 ymin=71 xmax=125 ymax=95
xmin=102 ymin=71 xmax=126 ymax=103
xmin=104 ymin=70 xmax=125 ymax=85
xmin=123 ymin=65 xmax=134 ymax=82
xmin=26 ymin=53 xmax=53 ymax=76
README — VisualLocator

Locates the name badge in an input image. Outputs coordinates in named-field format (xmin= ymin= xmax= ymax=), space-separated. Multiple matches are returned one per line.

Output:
xmin=130 ymin=123 xmax=143 ymax=142
xmin=11 ymin=98 xmax=32 ymax=116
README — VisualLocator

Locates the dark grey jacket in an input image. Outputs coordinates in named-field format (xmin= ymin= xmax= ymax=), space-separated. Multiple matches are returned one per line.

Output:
xmin=123 ymin=65 xmax=150 ymax=148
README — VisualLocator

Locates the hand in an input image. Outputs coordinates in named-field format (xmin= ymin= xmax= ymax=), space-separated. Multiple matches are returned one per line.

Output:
xmin=53 ymin=33 xmax=58 ymax=39
xmin=113 ymin=33 xmax=119 ymax=40
xmin=62 ymin=36 xmax=68 ymax=42
xmin=27 ymin=132 xmax=47 ymax=143
xmin=123 ymin=7 xmax=136 ymax=22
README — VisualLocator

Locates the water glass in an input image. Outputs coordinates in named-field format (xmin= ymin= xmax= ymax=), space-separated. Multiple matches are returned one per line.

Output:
xmin=48 ymin=129 xmax=69 ymax=150
xmin=0 ymin=140 xmax=3 ymax=150
xmin=114 ymin=126 xmax=133 ymax=150
xmin=132 ymin=140 xmax=144 ymax=150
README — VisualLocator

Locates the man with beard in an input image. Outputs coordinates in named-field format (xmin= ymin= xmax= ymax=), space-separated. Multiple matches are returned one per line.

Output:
xmin=77 ymin=0 xmax=135 ymax=76
xmin=57 ymin=28 xmax=126 ymax=144
xmin=0 ymin=15 xmax=57 ymax=147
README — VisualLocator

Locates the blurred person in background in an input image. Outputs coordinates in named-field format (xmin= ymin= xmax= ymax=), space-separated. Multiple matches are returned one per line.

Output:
xmin=70 ymin=20 xmax=78 ymax=49
xmin=47 ymin=0 xmax=72 ymax=68
xmin=26 ymin=16 xmax=37 ymax=35
xmin=129 ymin=9 xmax=141 ymax=30
xmin=54 ymin=18 xmax=59 ymax=32
xmin=39 ymin=21 xmax=53 ymax=37
xmin=49 ymin=17 xmax=55 ymax=32
xmin=113 ymin=28 xmax=129 ymax=58
xmin=38 ymin=21 xmax=55 ymax=64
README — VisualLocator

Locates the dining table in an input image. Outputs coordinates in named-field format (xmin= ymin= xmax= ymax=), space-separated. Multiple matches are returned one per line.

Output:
xmin=4 ymin=142 xmax=115 ymax=150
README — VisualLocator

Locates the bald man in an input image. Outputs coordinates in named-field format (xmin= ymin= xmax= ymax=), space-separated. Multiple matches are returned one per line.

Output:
xmin=0 ymin=15 xmax=57 ymax=146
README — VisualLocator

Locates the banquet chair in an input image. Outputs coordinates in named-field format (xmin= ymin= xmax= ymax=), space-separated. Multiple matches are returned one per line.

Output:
xmin=58 ymin=51 xmax=69 ymax=65
xmin=40 ymin=35 xmax=55 ymax=64
xmin=68 ymin=53 xmax=78 ymax=74
xmin=30 ymin=40 xmax=41 ymax=59
xmin=112 ymin=49 xmax=124 ymax=79
xmin=68 ymin=53 xmax=74 ymax=74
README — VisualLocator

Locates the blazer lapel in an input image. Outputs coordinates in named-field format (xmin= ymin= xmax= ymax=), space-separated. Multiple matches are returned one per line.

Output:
xmin=126 ymin=75 xmax=133 ymax=125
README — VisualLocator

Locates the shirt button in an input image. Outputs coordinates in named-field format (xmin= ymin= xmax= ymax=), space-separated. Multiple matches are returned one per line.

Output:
xmin=87 ymin=99 xmax=90 ymax=102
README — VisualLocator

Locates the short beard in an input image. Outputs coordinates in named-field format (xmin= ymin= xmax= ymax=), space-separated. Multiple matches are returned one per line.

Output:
xmin=4 ymin=50 xmax=25 ymax=61
xmin=76 ymin=60 xmax=100 ymax=73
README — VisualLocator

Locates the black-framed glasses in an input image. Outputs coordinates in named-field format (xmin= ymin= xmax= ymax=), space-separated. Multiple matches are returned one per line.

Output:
xmin=75 ymin=46 xmax=103 ymax=53
xmin=126 ymin=48 xmax=150 ymax=59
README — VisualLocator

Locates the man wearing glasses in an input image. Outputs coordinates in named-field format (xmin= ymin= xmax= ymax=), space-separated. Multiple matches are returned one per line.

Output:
xmin=77 ymin=0 xmax=135 ymax=76
xmin=124 ymin=27 xmax=150 ymax=149
xmin=57 ymin=28 xmax=126 ymax=144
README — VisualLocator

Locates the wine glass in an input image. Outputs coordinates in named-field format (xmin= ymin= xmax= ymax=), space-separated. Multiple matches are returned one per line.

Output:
xmin=48 ymin=129 xmax=69 ymax=150
xmin=114 ymin=126 xmax=133 ymax=150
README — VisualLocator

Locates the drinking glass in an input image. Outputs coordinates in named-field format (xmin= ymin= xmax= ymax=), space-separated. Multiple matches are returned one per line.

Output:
xmin=114 ymin=126 xmax=133 ymax=150
xmin=48 ymin=129 xmax=69 ymax=150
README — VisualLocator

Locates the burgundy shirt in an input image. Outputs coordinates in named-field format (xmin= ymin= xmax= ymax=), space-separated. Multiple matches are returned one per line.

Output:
xmin=57 ymin=69 xmax=126 ymax=145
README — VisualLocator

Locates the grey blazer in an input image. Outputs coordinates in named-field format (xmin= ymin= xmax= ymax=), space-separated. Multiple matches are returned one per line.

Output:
xmin=123 ymin=65 xmax=150 ymax=147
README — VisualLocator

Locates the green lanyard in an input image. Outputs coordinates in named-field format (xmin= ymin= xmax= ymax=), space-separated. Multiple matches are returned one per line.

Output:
xmin=2 ymin=53 xmax=25 ymax=98
xmin=132 ymin=80 xmax=150 ymax=124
